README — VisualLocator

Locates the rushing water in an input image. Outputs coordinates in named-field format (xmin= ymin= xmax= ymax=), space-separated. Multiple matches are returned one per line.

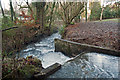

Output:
xmin=19 ymin=33 xmax=71 ymax=68
xmin=18 ymin=32 xmax=119 ymax=78
xmin=49 ymin=52 xmax=119 ymax=78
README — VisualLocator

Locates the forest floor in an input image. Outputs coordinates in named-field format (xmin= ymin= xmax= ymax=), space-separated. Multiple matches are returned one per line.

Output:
xmin=63 ymin=20 xmax=120 ymax=51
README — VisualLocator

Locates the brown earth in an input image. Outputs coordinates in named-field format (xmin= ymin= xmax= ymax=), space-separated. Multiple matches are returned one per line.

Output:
xmin=63 ymin=21 xmax=120 ymax=51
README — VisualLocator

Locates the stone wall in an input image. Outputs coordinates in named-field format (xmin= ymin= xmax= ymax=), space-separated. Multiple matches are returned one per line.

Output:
xmin=55 ymin=39 xmax=120 ymax=57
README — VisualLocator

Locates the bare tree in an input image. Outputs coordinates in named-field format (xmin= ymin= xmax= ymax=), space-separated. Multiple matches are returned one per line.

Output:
xmin=9 ymin=0 xmax=16 ymax=21
xmin=49 ymin=2 xmax=56 ymax=29
xmin=58 ymin=2 xmax=85 ymax=27
xmin=100 ymin=6 xmax=104 ymax=21
xmin=100 ymin=0 xmax=109 ymax=21
xmin=85 ymin=2 xmax=87 ymax=22
xmin=24 ymin=0 xmax=33 ymax=13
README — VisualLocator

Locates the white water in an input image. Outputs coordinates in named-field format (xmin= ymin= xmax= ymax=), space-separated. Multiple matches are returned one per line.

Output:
xmin=18 ymin=32 xmax=119 ymax=78
xmin=19 ymin=33 xmax=71 ymax=68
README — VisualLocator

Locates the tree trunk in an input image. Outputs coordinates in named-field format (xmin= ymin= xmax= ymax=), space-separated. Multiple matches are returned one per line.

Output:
xmin=60 ymin=2 xmax=84 ymax=27
xmin=26 ymin=0 xmax=33 ymax=13
xmin=36 ymin=2 xmax=46 ymax=29
xmin=85 ymin=2 xmax=87 ymax=22
xmin=10 ymin=0 xmax=14 ymax=21
xmin=0 ymin=0 xmax=5 ymax=17
xmin=9 ymin=0 xmax=17 ymax=22
xmin=49 ymin=2 xmax=55 ymax=29
xmin=100 ymin=7 xmax=104 ymax=21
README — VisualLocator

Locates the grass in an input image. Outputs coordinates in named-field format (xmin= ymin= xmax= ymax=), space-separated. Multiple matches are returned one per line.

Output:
xmin=94 ymin=18 xmax=120 ymax=22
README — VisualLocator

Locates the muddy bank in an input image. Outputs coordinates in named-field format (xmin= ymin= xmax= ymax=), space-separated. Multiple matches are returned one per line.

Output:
xmin=63 ymin=21 xmax=120 ymax=51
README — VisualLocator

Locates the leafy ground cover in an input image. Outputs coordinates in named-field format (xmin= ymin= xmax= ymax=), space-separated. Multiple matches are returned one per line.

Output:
xmin=63 ymin=19 xmax=120 ymax=51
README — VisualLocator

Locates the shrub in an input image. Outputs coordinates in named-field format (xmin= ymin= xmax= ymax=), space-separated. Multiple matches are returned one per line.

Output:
xmin=70 ymin=22 xmax=75 ymax=25
xmin=2 ymin=16 xmax=14 ymax=29
xmin=59 ymin=25 xmax=66 ymax=35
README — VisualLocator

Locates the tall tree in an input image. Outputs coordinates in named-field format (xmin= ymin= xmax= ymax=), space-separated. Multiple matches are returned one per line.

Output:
xmin=10 ymin=0 xmax=14 ymax=21
xmin=100 ymin=6 xmax=104 ymax=21
xmin=9 ymin=0 xmax=17 ymax=22
xmin=0 ymin=0 xmax=5 ymax=17
xmin=85 ymin=2 xmax=87 ymax=22
xmin=58 ymin=2 xmax=84 ymax=27
xmin=49 ymin=2 xmax=55 ymax=29
xmin=24 ymin=0 xmax=33 ymax=13
xmin=35 ymin=2 xmax=46 ymax=29
xmin=100 ymin=0 xmax=104 ymax=21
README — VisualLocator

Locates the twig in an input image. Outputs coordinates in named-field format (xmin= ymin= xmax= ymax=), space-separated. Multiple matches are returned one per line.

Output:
xmin=2 ymin=27 xmax=18 ymax=31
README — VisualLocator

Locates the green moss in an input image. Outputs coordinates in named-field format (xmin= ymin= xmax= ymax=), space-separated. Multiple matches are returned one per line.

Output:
xmin=2 ymin=16 xmax=14 ymax=29
xmin=3 ymin=29 xmax=16 ymax=37
xmin=18 ymin=64 xmax=38 ymax=78
xmin=70 ymin=22 xmax=74 ymax=25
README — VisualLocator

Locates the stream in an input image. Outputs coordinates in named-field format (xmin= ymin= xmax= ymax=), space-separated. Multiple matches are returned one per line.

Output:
xmin=19 ymin=33 xmax=71 ymax=68
xmin=49 ymin=52 xmax=119 ymax=78
xmin=18 ymin=32 xmax=119 ymax=78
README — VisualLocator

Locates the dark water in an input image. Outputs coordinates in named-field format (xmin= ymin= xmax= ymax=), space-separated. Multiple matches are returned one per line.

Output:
xmin=18 ymin=32 xmax=119 ymax=78
xmin=49 ymin=52 xmax=119 ymax=78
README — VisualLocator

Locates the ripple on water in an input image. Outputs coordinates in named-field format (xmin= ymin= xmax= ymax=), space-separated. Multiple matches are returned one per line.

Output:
xmin=19 ymin=33 xmax=119 ymax=78
xmin=49 ymin=52 xmax=119 ymax=78
xmin=35 ymin=43 xmax=48 ymax=47
xmin=19 ymin=33 xmax=71 ymax=68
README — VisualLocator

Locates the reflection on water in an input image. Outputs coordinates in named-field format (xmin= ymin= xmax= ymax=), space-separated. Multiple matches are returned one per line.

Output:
xmin=18 ymin=32 xmax=119 ymax=78
xmin=49 ymin=52 xmax=119 ymax=78
xmin=19 ymin=33 xmax=71 ymax=68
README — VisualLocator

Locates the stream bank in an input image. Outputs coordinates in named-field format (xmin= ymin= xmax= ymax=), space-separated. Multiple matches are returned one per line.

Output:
xmin=63 ymin=21 xmax=120 ymax=51
xmin=2 ymin=32 xmax=71 ymax=79
xmin=2 ymin=25 xmax=58 ymax=58
xmin=2 ymin=32 xmax=120 ymax=79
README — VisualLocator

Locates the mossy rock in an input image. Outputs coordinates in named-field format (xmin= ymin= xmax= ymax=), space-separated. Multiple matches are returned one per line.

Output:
xmin=18 ymin=64 xmax=41 ymax=78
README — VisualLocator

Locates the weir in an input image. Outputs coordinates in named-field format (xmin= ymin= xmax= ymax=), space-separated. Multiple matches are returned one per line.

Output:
xmin=54 ymin=38 xmax=120 ymax=57
xmin=18 ymin=33 xmax=120 ymax=79
xmin=47 ymin=38 xmax=120 ymax=78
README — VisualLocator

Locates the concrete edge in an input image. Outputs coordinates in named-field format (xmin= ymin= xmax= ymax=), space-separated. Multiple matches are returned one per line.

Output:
xmin=54 ymin=38 xmax=120 ymax=57
xmin=33 ymin=63 xmax=61 ymax=80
